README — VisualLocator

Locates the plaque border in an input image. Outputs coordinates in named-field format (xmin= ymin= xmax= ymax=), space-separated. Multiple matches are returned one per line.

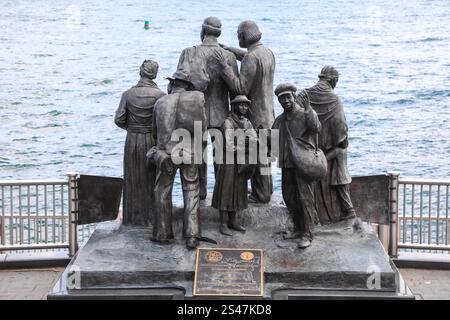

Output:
xmin=193 ymin=247 xmax=264 ymax=297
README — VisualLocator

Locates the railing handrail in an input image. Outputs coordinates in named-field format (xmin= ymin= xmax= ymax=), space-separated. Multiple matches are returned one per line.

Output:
xmin=399 ymin=216 xmax=450 ymax=221
xmin=398 ymin=178 xmax=450 ymax=186
xmin=0 ymin=173 xmax=80 ymax=257
xmin=0 ymin=243 xmax=69 ymax=251
xmin=2 ymin=177 xmax=448 ymax=186
xmin=0 ymin=179 xmax=68 ymax=186
xmin=394 ymin=174 xmax=450 ymax=256
xmin=1 ymin=174 xmax=449 ymax=258
xmin=398 ymin=243 xmax=450 ymax=251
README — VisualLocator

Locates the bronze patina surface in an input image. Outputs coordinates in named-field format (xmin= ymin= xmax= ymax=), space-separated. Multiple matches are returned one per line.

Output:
xmin=78 ymin=175 xmax=123 ymax=225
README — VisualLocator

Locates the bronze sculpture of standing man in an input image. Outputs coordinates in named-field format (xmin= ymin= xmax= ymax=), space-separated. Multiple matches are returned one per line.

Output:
xmin=214 ymin=20 xmax=276 ymax=204
xmin=176 ymin=17 xmax=239 ymax=200
xmin=148 ymin=70 xmax=207 ymax=250
xmin=272 ymin=83 xmax=321 ymax=248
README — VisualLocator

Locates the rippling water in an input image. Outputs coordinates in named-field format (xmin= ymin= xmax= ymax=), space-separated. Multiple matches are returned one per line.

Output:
xmin=1 ymin=0 xmax=449 ymax=201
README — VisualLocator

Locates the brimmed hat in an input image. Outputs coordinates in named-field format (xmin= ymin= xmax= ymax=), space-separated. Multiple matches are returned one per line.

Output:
xmin=166 ymin=69 xmax=193 ymax=87
xmin=274 ymin=83 xmax=297 ymax=97
xmin=230 ymin=95 xmax=251 ymax=105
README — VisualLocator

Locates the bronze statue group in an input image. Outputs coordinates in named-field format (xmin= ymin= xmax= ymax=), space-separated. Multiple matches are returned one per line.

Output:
xmin=115 ymin=17 xmax=356 ymax=250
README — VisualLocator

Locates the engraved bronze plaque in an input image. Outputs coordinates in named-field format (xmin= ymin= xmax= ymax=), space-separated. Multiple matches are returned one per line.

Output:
xmin=193 ymin=248 xmax=264 ymax=297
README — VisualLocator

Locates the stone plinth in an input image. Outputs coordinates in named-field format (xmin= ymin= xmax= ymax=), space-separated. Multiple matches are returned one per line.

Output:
xmin=49 ymin=196 xmax=413 ymax=299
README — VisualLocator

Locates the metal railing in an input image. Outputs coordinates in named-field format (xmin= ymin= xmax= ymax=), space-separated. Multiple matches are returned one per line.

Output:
xmin=0 ymin=173 xmax=94 ymax=257
xmin=1 ymin=172 xmax=449 ymax=259
xmin=388 ymin=173 xmax=450 ymax=257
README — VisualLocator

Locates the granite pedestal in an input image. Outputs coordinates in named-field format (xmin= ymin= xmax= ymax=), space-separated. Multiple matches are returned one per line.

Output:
xmin=49 ymin=195 xmax=413 ymax=299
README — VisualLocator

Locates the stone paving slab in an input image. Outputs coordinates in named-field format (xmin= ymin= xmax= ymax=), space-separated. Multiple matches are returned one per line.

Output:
xmin=398 ymin=268 xmax=450 ymax=300
xmin=0 ymin=268 xmax=64 ymax=300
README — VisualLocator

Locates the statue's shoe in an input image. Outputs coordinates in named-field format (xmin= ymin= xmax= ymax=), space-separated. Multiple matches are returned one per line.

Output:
xmin=186 ymin=237 xmax=199 ymax=250
xmin=150 ymin=237 xmax=173 ymax=244
xmin=297 ymin=238 xmax=311 ymax=249
xmin=228 ymin=223 xmax=246 ymax=233
xmin=219 ymin=225 xmax=233 ymax=236
xmin=248 ymin=194 xmax=258 ymax=203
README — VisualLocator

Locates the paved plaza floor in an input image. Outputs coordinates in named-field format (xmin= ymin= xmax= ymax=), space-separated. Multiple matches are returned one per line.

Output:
xmin=0 ymin=267 xmax=449 ymax=299
xmin=0 ymin=268 xmax=64 ymax=300
xmin=399 ymin=268 xmax=450 ymax=300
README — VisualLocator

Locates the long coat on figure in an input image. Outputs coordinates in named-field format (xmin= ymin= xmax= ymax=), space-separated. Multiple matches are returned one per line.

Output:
xmin=302 ymin=78 xmax=355 ymax=223
xmin=115 ymin=73 xmax=165 ymax=226
xmin=212 ymin=113 xmax=256 ymax=212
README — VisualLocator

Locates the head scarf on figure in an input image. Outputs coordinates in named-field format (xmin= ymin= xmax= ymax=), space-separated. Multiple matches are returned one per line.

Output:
xmin=318 ymin=65 xmax=339 ymax=88
xmin=140 ymin=60 xmax=159 ymax=80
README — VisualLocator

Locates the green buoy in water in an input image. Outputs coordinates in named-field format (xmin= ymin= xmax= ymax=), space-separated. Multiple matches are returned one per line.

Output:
xmin=144 ymin=21 xmax=150 ymax=30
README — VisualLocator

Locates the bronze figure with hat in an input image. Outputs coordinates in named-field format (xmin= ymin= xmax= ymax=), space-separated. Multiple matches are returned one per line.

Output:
xmin=211 ymin=95 xmax=257 ymax=236
xmin=147 ymin=68 xmax=207 ymax=250
xmin=272 ymin=83 xmax=323 ymax=249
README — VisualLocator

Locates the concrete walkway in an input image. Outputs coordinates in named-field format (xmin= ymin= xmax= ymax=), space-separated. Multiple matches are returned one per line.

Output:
xmin=398 ymin=268 xmax=450 ymax=300
xmin=0 ymin=268 xmax=63 ymax=300
xmin=0 ymin=267 xmax=449 ymax=299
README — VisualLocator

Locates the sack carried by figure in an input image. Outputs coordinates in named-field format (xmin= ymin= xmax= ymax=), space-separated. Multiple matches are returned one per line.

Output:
xmin=146 ymin=147 xmax=175 ymax=174
xmin=285 ymin=126 xmax=327 ymax=181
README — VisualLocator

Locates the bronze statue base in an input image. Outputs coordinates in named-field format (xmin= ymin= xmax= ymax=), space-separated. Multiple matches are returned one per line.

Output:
xmin=49 ymin=195 xmax=413 ymax=300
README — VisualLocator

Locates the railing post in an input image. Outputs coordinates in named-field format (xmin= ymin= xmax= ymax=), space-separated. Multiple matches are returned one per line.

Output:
xmin=67 ymin=172 xmax=79 ymax=257
xmin=0 ymin=217 xmax=4 ymax=253
xmin=0 ymin=186 xmax=4 ymax=247
xmin=378 ymin=224 xmax=390 ymax=251
xmin=388 ymin=171 xmax=400 ymax=258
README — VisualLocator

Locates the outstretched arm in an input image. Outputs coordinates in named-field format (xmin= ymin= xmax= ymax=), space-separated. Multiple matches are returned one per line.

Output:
xmin=220 ymin=44 xmax=246 ymax=61
xmin=214 ymin=50 xmax=256 ymax=96
xmin=301 ymin=91 xmax=321 ymax=133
